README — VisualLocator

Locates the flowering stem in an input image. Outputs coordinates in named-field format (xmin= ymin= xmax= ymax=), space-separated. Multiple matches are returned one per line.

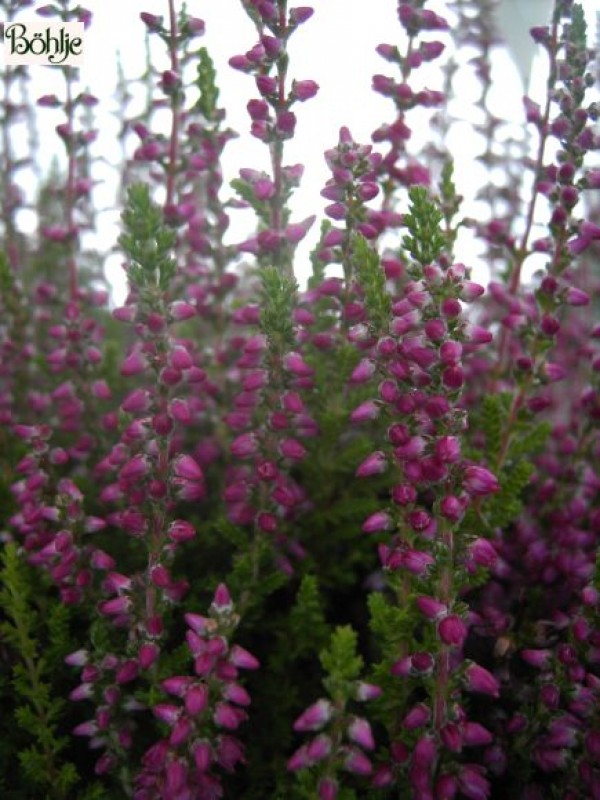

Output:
xmin=166 ymin=0 xmax=180 ymax=208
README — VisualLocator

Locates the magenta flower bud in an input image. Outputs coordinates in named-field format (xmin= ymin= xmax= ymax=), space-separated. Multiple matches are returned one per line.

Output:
xmin=362 ymin=511 xmax=393 ymax=534
xmin=73 ymin=720 xmax=98 ymax=737
xmin=521 ymin=649 xmax=552 ymax=669
xmin=464 ymin=323 xmax=493 ymax=345
xmin=119 ymin=454 xmax=148 ymax=483
xmin=280 ymin=438 xmax=307 ymax=461
xmin=230 ymin=433 xmax=259 ymax=459
xmin=413 ymin=734 xmax=437 ymax=769
xmin=440 ymin=722 xmax=462 ymax=752
xmin=289 ymin=6 xmax=314 ymax=25
xmin=184 ymin=16 xmax=205 ymax=35
xmin=306 ymin=733 xmax=332 ymax=762
xmin=230 ymin=645 xmax=260 ymax=670
xmin=211 ymin=583 xmax=233 ymax=613
xmin=403 ymin=703 xmax=431 ymax=730
xmin=287 ymin=744 xmax=310 ymax=771
xmin=161 ymin=70 xmax=181 ymax=93
xmin=416 ymin=595 xmax=447 ymax=620
xmin=162 ymin=676 xmax=193 ymax=697
xmin=169 ymin=345 xmax=193 ymax=370
xmin=351 ymin=401 xmax=380 ymax=423
xmin=173 ymin=455 xmax=204 ymax=482
xmin=185 ymin=684 xmax=209 ymax=716
xmin=355 ymin=682 xmax=382 ymax=702
xmin=281 ymin=391 xmax=304 ymax=414
xmin=284 ymin=352 xmax=314 ymax=377
xmin=121 ymin=388 xmax=150 ymax=414
xmin=116 ymin=659 xmax=139 ymax=684
xmin=347 ymin=717 xmax=375 ymax=750
xmin=65 ymin=649 xmax=89 ymax=667
xmin=465 ymin=663 xmax=500 ymax=697
xmin=292 ymin=79 xmax=319 ymax=101
xmin=356 ymin=450 xmax=387 ymax=478
xmin=256 ymin=75 xmax=277 ymax=95
xmin=464 ymin=465 xmax=500 ymax=496
xmin=140 ymin=12 xmax=162 ymax=30
xmin=318 ymin=777 xmax=338 ymax=800
xmin=70 ymin=682 xmax=94 ymax=701
xmin=436 ymin=773 xmax=458 ymax=799
xmin=120 ymin=350 xmax=146 ymax=376
xmin=276 ymin=110 xmax=297 ymax=136
xmin=440 ymin=495 xmax=463 ymax=522
xmin=350 ymin=359 xmax=376 ymax=384
xmin=139 ymin=643 xmax=159 ymax=670
xmin=457 ymin=765 xmax=490 ymax=800
xmin=168 ymin=519 xmax=196 ymax=544
xmin=214 ymin=703 xmax=246 ymax=729
xmin=343 ymin=747 xmax=372 ymax=775
xmin=170 ymin=301 xmax=196 ymax=320
xmin=438 ymin=615 xmax=468 ymax=647
xmin=192 ymin=740 xmax=212 ymax=772
xmin=469 ymin=538 xmax=497 ymax=568
xmin=294 ymin=699 xmax=333 ymax=732
xmin=565 ymin=286 xmax=590 ymax=306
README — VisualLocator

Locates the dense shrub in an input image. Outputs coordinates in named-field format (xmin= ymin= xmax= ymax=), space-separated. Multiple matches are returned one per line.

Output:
xmin=1 ymin=0 xmax=600 ymax=798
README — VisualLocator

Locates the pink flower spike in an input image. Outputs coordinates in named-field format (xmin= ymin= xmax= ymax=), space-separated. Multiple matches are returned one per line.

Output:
xmin=464 ymin=663 xmax=500 ymax=698
xmin=293 ymin=699 xmax=333 ymax=732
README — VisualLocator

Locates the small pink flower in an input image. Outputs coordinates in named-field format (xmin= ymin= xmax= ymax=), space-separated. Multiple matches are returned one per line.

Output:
xmin=362 ymin=511 xmax=392 ymax=533
xmin=292 ymin=79 xmax=319 ymax=101
xmin=438 ymin=615 xmax=468 ymax=647
xmin=173 ymin=455 xmax=204 ymax=482
xmin=464 ymin=663 xmax=500 ymax=698
xmin=347 ymin=717 xmax=375 ymax=750
xmin=293 ymin=699 xmax=333 ymax=732
xmin=356 ymin=451 xmax=387 ymax=478
xmin=463 ymin=465 xmax=500 ymax=496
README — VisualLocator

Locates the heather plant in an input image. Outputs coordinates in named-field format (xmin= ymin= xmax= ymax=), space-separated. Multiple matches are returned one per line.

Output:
xmin=1 ymin=0 xmax=600 ymax=799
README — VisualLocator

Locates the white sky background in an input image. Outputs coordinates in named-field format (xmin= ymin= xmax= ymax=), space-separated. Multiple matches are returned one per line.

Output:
xmin=5 ymin=0 xmax=599 ymax=302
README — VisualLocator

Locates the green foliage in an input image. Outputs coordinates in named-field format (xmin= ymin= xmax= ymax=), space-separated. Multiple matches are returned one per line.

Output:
xmin=352 ymin=234 xmax=391 ymax=331
xmin=194 ymin=47 xmax=220 ymax=119
xmin=259 ymin=265 xmax=299 ymax=350
xmin=0 ymin=543 xmax=78 ymax=798
xmin=118 ymin=183 xmax=177 ymax=289
xmin=320 ymin=625 xmax=363 ymax=700
xmin=288 ymin=575 xmax=331 ymax=659
xmin=402 ymin=185 xmax=446 ymax=266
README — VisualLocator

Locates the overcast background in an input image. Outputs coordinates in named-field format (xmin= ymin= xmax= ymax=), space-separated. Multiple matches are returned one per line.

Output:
xmin=4 ymin=0 xmax=598 ymax=300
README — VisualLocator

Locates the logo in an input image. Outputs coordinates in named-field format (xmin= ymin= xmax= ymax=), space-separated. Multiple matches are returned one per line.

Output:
xmin=4 ymin=21 xmax=84 ymax=66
